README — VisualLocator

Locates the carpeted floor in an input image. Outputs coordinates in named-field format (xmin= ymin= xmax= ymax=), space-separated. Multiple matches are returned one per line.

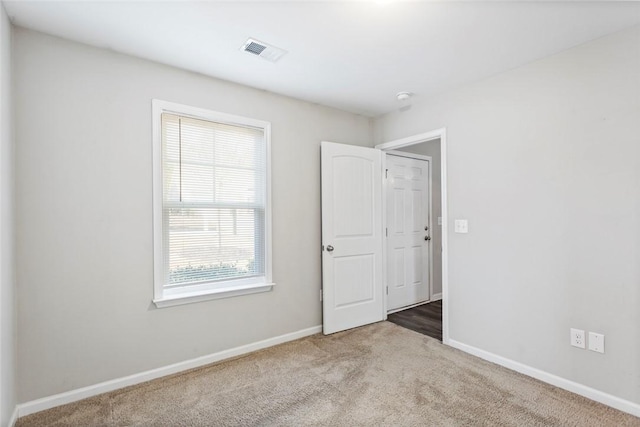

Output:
xmin=17 ymin=321 xmax=640 ymax=426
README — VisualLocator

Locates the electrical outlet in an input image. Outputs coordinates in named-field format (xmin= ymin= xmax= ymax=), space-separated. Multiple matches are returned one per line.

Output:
xmin=588 ymin=332 xmax=605 ymax=353
xmin=570 ymin=328 xmax=585 ymax=349
xmin=454 ymin=219 xmax=468 ymax=233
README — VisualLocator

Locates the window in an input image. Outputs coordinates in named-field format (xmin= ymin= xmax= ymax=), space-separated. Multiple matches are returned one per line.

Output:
xmin=152 ymin=100 xmax=272 ymax=307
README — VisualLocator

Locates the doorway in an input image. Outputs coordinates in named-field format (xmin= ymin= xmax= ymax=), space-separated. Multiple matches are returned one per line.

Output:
xmin=376 ymin=130 xmax=448 ymax=343
xmin=320 ymin=128 xmax=448 ymax=343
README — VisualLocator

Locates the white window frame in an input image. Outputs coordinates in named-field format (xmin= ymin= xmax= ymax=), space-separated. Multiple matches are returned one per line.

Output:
xmin=152 ymin=99 xmax=273 ymax=308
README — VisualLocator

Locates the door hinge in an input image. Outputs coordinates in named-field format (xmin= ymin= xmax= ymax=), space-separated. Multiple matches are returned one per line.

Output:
xmin=385 ymin=169 xmax=388 ymax=179
xmin=320 ymin=289 xmax=323 ymax=301
xmin=386 ymin=286 xmax=389 ymax=295
xmin=385 ymin=227 xmax=388 ymax=237
xmin=321 ymin=245 xmax=325 ymax=252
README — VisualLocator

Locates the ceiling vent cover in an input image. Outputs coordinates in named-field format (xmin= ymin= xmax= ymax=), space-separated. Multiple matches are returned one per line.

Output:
xmin=245 ymin=41 xmax=267 ymax=56
xmin=241 ymin=38 xmax=287 ymax=63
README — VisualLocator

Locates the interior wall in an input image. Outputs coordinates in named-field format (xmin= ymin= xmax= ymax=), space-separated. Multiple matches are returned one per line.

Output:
xmin=0 ymin=3 xmax=16 ymax=425
xmin=396 ymin=140 xmax=442 ymax=297
xmin=14 ymin=28 xmax=372 ymax=402
xmin=374 ymin=25 xmax=640 ymax=403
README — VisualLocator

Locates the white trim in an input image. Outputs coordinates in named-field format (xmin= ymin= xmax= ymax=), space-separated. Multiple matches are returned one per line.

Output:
xmin=17 ymin=325 xmax=322 ymax=418
xmin=151 ymin=99 xmax=273 ymax=307
xmin=381 ymin=153 xmax=389 ymax=321
xmin=376 ymin=128 xmax=449 ymax=344
xmin=448 ymin=339 xmax=640 ymax=418
xmin=427 ymin=155 xmax=434 ymax=302
xmin=152 ymin=99 xmax=270 ymax=130
xmin=9 ymin=406 xmax=18 ymax=427
xmin=440 ymin=129 xmax=449 ymax=344
xmin=152 ymin=100 xmax=163 ymax=305
xmin=153 ymin=282 xmax=274 ymax=308
xmin=431 ymin=292 xmax=442 ymax=301
xmin=375 ymin=128 xmax=444 ymax=151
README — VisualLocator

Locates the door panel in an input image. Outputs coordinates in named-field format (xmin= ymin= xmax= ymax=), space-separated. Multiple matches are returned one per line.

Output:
xmin=386 ymin=154 xmax=431 ymax=311
xmin=334 ymin=254 xmax=375 ymax=307
xmin=393 ymin=189 xmax=404 ymax=232
xmin=333 ymin=156 xmax=374 ymax=237
xmin=321 ymin=141 xmax=383 ymax=335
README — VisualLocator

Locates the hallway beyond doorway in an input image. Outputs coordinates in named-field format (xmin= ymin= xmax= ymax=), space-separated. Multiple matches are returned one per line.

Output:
xmin=387 ymin=300 xmax=442 ymax=341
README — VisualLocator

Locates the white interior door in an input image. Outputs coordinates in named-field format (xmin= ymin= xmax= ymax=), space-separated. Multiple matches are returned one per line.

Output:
xmin=386 ymin=153 xmax=431 ymax=311
xmin=321 ymin=141 xmax=384 ymax=334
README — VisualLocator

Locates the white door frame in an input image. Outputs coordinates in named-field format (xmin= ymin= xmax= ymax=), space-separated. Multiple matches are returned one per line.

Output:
xmin=384 ymin=151 xmax=434 ymax=312
xmin=375 ymin=128 xmax=449 ymax=344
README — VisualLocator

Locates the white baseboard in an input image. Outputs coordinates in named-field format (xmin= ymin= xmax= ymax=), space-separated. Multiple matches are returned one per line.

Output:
xmin=17 ymin=325 xmax=322 ymax=418
xmin=8 ymin=405 xmax=18 ymax=427
xmin=431 ymin=293 xmax=442 ymax=301
xmin=448 ymin=339 xmax=640 ymax=418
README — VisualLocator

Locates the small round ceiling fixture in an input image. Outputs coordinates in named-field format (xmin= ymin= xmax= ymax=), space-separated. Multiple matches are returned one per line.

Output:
xmin=396 ymin=91 xmax=412 ymax=101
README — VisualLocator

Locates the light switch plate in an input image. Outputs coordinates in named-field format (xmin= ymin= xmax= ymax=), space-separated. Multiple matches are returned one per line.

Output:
xmin=454 ymin=219 xmax=468 ymax=233
xmin=588 ymin=332 xmax=604 ymax=353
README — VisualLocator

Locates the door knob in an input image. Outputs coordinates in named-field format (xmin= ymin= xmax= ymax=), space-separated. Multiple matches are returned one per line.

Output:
xmin=424 ymin=236 xmax=431 ymax=241
xmin=425 ymin=226 xmax=429 ymax=231
xmin=326 ymin=245 xmax=334 ymax=252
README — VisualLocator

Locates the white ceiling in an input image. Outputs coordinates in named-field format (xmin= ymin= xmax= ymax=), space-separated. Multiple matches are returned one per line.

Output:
xmin=4 ymin=1 xmax=640 ymax=116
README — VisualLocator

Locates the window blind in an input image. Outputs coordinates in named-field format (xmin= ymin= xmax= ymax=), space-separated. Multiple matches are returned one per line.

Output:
xmin=161 ymin=113 xmax=266 ymax=287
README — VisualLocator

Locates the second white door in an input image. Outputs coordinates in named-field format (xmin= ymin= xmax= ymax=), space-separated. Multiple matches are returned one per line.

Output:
xmin=386 ymin=153 xmax=431 ymax=311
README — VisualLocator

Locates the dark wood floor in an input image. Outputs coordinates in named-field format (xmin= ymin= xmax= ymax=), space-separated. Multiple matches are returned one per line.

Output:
xmin=387 ymin=300 xmax=442 ymax=341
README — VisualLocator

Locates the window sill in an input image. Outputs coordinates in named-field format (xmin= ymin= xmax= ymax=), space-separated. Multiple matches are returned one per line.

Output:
xmin=153 ymin=282 xmax=275 ymax=308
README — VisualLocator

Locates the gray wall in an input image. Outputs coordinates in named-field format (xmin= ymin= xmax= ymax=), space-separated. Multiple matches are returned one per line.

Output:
xmin=374 ymin=26 xmax=640 ymax=403
xmin=14 ymin=28 xmax=372 ymax=402
xmin=0 ymin=4 xmax=16 ymax=425
xmin=397 ymin=140 xmax=442 ymax=297
xmin=11 ymin=18 xmax=640 ymax=409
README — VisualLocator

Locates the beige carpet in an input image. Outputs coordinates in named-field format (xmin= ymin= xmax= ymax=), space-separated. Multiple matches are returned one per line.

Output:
xmin=17 ymin=322 xmax=640 ymax=426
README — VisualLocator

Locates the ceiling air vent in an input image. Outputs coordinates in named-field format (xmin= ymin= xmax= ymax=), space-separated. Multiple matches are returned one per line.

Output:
xmin=241 ymin=38 xmax=287 ymax=63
